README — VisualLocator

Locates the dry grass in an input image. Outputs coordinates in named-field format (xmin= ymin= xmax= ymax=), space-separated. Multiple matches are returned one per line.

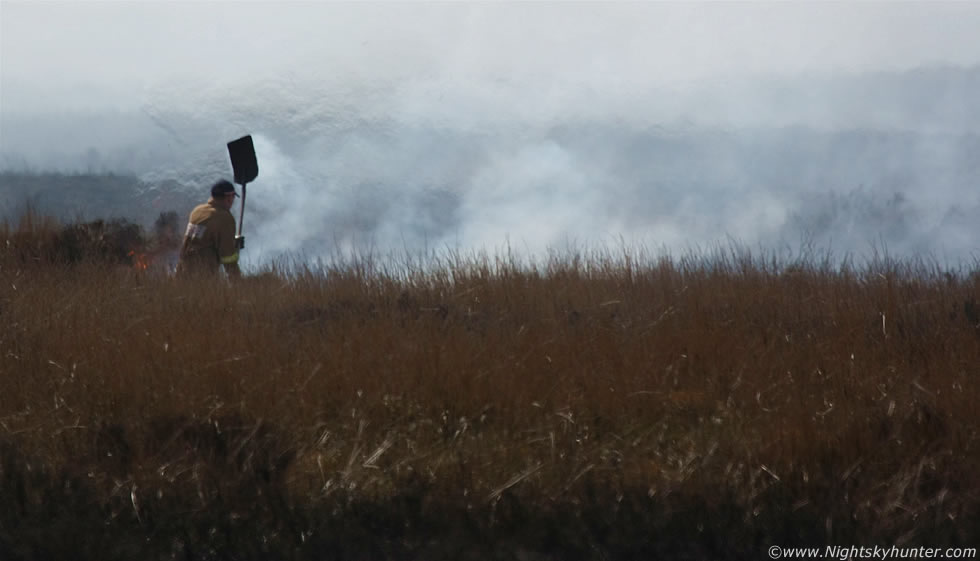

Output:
xmin=0 ymin=213 xmax=977 ymax=560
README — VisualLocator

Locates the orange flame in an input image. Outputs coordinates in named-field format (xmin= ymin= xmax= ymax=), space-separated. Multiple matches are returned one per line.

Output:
xmin=127 ymin=250 xmax=151 ymax=271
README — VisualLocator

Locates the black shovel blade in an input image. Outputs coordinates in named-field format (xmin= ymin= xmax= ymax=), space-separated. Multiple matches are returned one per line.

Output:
xmin=227 ymin=135 xmax=259 ymax=185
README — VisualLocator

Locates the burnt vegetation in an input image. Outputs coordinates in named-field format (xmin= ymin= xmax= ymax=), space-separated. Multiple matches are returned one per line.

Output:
xmin=0 ymin=212 xmax=977 ymax=560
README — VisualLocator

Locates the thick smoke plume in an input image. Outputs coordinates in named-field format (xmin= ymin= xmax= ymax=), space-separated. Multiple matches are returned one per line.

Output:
xmin=4 ymin=4 xmax=980 ymax=267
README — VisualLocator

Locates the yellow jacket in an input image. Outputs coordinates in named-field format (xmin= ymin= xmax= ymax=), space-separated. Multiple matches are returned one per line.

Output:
xmin=176 ymin=198 xmax=240 ymax=277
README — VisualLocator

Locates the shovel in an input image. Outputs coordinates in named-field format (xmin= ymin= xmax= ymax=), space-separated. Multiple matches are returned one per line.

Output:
xmin=227 ymin=135 xmax=259 ymax=248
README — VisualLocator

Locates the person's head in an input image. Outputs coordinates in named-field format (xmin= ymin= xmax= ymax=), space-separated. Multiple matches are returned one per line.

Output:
xmin=210 ymin=179 xmax=239 ymax=209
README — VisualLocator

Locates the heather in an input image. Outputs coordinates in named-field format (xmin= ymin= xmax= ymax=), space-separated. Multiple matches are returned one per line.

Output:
xmin=0 ymin=212 xmax=976 ymax=560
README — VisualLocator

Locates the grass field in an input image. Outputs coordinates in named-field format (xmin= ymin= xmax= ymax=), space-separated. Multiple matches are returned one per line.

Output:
xmin=0 ymin=212 xmax=977 ymax=560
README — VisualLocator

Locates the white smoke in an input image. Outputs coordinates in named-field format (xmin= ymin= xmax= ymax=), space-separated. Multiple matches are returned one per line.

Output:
xmin=5 ymin=3 xmax=980 ymax=266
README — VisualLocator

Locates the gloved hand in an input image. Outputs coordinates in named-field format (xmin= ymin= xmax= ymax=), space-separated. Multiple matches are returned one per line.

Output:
xmin=235 ymin=235 xmax=245 ymax=250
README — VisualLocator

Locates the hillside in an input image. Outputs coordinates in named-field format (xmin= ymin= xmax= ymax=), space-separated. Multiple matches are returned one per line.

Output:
xmin=0 ymin=214 xmax=977 ymax=559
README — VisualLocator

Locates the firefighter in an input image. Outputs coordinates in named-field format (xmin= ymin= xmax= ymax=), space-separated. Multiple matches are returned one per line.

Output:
xmin=176 ymin=179 xmax=243 ymax=278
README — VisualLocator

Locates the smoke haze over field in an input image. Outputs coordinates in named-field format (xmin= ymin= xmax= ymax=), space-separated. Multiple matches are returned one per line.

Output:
xmin=4 ymin=2 xmax=980 ymax=265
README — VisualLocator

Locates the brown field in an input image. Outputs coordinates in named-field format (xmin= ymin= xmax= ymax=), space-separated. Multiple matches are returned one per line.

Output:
xmin=0 ymin=212 xmax=977 ymax=560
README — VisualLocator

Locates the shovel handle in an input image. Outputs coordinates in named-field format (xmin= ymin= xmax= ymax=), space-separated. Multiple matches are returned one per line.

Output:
xmin=237 ymin=183 xmax=247 ymax=237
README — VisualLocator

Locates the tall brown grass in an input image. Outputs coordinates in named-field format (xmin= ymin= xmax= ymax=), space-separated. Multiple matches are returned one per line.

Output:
xmin=0 ymin=213 xmax=977 ymax=559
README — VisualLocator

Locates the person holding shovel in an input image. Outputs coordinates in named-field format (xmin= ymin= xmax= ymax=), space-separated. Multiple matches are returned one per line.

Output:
xmin=176 ymin=179 xmax=243 ymax=279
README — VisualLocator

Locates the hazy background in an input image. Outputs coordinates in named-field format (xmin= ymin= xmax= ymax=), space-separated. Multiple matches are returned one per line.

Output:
xmin=4 ymin=1 xmax=980 ymax=266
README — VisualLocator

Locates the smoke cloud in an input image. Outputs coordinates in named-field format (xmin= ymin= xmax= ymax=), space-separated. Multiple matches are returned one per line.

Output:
xmin=4 ymin=3 xmax=980 ymax=266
